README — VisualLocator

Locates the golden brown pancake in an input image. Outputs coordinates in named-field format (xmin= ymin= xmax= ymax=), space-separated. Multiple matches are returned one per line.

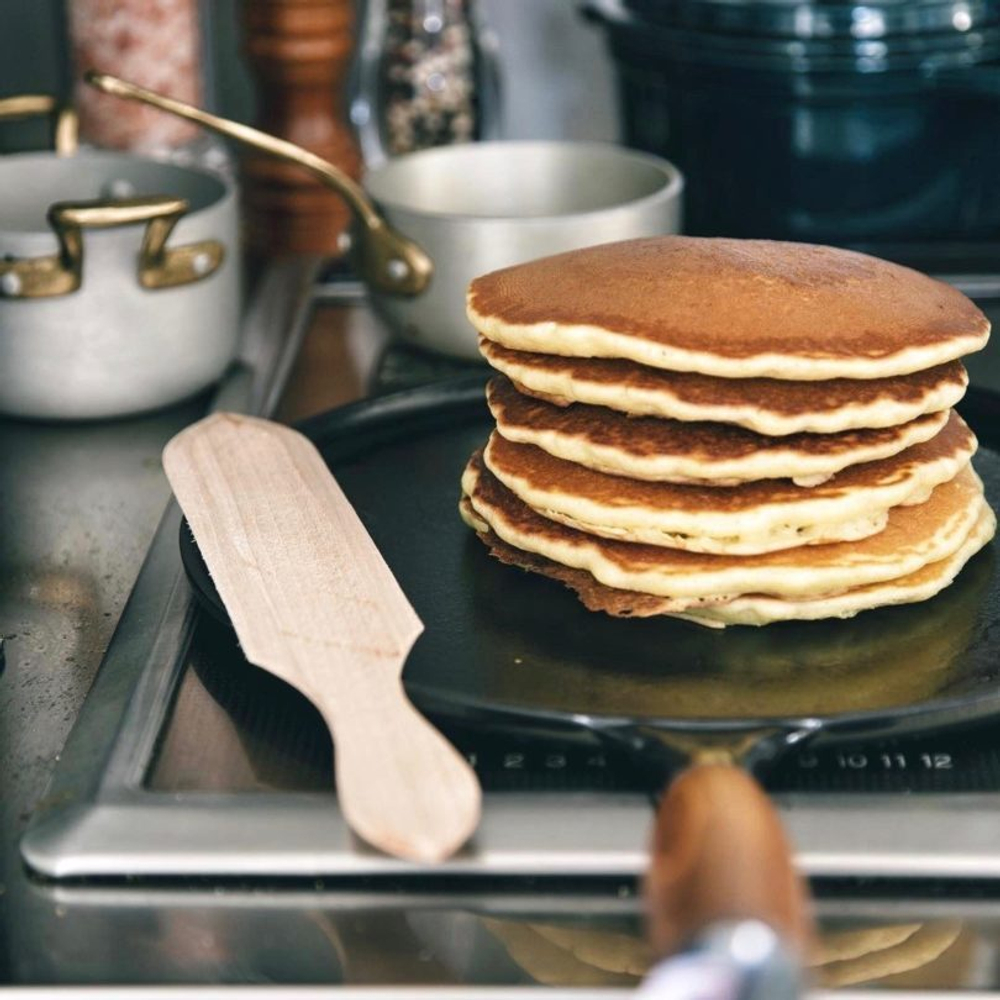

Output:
xmin=467 ymin=237 xmax=990 ymax=379
xmin=481 ymin=339 xmax=968 ymax=436
xmin=460 ymin=488 xmax=993 ymax=627
xmin=678 ymin=520 xmax=993 ymax=627
xmin=461 ymin=453 xmax=986 ymax=603
xmin=481 ymin=411 xmax=977 ymax=554
xmin=488 ymin=375 xmax=950 ymax=487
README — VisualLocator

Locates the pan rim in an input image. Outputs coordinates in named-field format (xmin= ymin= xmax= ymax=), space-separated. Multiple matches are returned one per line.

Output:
xmin=361 ymin=140 xmax=684 ymax=224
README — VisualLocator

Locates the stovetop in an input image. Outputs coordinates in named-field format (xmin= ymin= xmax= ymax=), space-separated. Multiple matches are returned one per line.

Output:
xmin=20 ymin=280 xmax=1000 ymax=886
xmin=9 ymin=253 xmax=1000 ymax=992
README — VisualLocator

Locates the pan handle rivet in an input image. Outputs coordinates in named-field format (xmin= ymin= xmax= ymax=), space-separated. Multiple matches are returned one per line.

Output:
xmin=386 ymin=258 xmax=409 ymax=282
xmin=192 ymin=252 xmax=213 ymax=276
xmin=101 ymin=178 xmax=136 ymax=199
xmin=337 ymin=231 xmax=353 ymax=254
xmin=1 ymin=272 xmax=23 ymax=296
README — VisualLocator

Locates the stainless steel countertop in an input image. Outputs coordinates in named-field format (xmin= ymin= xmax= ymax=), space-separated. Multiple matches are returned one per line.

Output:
xmin=0 ymin=259 xmax=320 ymax=983
xmin=0 ymin=399 xmax=206 ymax=963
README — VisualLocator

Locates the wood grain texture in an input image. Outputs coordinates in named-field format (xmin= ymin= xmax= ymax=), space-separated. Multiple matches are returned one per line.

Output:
xmin=646 ymin=764 xmax=814 ymax=958
xmin=163 ymin=412 xmax=481 ymax=862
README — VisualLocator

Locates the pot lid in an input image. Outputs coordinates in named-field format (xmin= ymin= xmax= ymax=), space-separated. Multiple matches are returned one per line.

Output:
xmin=607 ymin=0 xmax=1000 ymax=40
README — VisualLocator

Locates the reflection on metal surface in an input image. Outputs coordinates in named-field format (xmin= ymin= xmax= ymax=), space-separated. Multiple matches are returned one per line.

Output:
xmin=24 ymin=871 xmax=994 ymax=993
xmin=0 ymin=93 xmax=79 ymax=155
xmin=150 ymin=616 xmax=332 ymax=793
xmin=484 ymin=915 xmax=975 ymax=991
xmin=2 ymin=260 xmax=319 ymax=981
xmin=483 ymin=916 xmax=647 ymax=986
xmin=0 ymin=195 xmax=224 ymax=299
xmin=813 ymin=921 xmax=966 ymax=988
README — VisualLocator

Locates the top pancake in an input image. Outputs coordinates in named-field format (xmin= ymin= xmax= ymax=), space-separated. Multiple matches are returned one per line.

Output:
xmin=467 ymin=237 xmax=990 ymax=380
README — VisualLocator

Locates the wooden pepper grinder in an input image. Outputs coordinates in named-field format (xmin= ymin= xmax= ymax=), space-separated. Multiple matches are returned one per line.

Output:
xmin=241 ymin=0 xmax=361 ymax=256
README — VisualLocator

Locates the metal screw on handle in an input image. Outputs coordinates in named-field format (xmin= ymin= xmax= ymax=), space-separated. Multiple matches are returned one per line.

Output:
xmin=386 ymin=258 xmax=410 ymax=282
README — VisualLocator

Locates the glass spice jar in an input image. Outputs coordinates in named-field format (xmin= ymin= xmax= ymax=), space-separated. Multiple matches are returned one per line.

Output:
xmin=351 ymin=0 xmax=501 ymax=165
xmin=68 ymin=0 xmax=232 ymax=179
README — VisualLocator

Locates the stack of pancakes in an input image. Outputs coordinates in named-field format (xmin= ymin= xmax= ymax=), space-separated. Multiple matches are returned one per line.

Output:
xmin=459 ymin=237 xmax=995 ymax=628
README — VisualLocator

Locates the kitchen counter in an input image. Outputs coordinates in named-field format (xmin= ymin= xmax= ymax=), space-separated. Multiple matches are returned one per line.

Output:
xmin=6 ymin=264 xmax=1000 ymax=995
xmin=0 ymin=260 xmax=324 ymax=982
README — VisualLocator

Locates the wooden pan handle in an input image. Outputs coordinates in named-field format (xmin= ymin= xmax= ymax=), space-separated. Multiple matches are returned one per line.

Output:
xmin=646 ymin=763 xmax=814 ymax=960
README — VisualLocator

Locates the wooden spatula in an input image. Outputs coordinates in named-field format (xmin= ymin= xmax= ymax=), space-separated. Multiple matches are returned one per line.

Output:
xmin=163 ymin=412 xmax=481 ymax=862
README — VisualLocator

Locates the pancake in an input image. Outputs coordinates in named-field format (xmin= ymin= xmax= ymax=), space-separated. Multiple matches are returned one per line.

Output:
xmin=467 ymin=237 xmax=990 ymax=380
xmin=461 ymin=488 xmax=994 ymax=628
xmin=481 ymin=340 xmax=969 ymax=436
xmin=488 ymin=376 xmax=950 ymax=487
xmin=461 ymin=454 xmax=987 ymax=604
xmin=677 ymin=516 xmax=994 ymax=627
xmin=481 ymin=411 xmax=977 ymax=555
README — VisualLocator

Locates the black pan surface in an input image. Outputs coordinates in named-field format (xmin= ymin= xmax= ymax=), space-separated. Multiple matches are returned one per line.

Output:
xmin=181 ymin=377 xmax=1000 ymax=748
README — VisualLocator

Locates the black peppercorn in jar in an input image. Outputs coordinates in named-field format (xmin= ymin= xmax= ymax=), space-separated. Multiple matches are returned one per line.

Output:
xmin=352 ymin=0 xmax=501 ymax=164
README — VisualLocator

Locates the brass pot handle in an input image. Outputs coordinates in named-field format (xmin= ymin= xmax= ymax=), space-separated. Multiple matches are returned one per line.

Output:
xmin=0 ymin=195 xmax=224 ymax=299
xmin=0 ymin=94 xmax=79 ymax=156
xmin=85 ymin=71 xmax=433 ymax=297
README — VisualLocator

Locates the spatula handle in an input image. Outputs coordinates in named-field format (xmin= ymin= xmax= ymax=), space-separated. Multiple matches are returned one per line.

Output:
xmin=646 ymin=764 xmax=813 ymax=958
xmin=310 ymin=668 xmax=481 ymax=864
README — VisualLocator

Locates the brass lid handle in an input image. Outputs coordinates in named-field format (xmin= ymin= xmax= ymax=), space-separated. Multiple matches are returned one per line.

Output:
xmin=84 ymin=71 xmax=433 ymax=297
xmin=0 ymin=195 xmax=224 ymax=299
xmin=0 ymin=94 xmax=78 ymax=155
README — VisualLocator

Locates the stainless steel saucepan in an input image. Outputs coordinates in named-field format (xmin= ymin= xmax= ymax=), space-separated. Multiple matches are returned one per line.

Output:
xmin=86 ymin=72 xmax=683 ymax=360
xmin=0 ymin=94 xmax=240 ymax=420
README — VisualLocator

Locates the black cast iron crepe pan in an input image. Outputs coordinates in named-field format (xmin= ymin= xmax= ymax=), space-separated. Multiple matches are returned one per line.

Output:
xmin=179 ymin=375 xmax=1000 ymax=976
